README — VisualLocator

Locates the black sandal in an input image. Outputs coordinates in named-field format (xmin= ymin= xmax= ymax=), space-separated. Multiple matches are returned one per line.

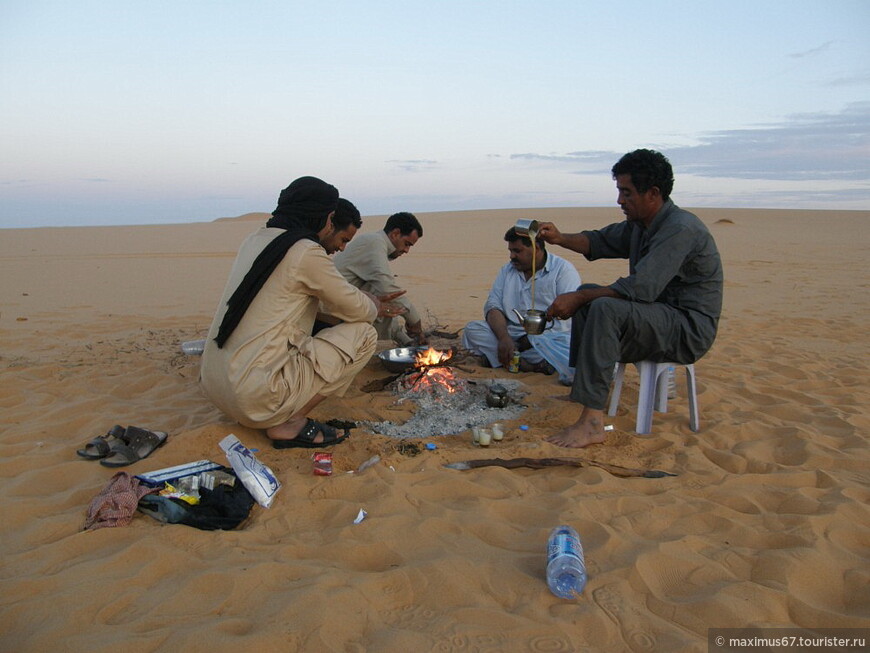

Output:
xmin=99 ymin=426 xmax=168 ymax=467
xmin=272 ymin=419 xmax=350 ymax=449
xmin=76 ymin=425 xmax=127 ymax=460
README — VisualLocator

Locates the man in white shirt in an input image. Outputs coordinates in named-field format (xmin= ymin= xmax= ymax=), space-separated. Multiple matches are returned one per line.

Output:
xmin=462 ymin=227 xmax=581 ymax=383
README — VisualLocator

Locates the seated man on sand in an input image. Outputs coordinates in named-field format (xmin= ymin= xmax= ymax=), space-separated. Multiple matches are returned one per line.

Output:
xmin=334 ymin=211 xmax=428 ymax=346
xmin=200 ymin=177 xmax=403 ymax=449
xmin=539 ymin=149 xmax=724 ymax=448
xmin=461 ymin=227 xmax=580 ymax=384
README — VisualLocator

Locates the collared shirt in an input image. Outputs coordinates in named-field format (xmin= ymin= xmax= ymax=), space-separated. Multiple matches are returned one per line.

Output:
xmin=583 ymin=199 xmax=724 ymax=347
xmin=333 ymin=230 xmax=421 ymax=325
xmin=483 ymin=251 xmax=581 ymax=332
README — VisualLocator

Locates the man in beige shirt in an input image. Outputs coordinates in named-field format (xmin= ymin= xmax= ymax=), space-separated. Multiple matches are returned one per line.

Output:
xmin=201 ymin=178 xmax=401 ymax=449
xmin=333 ymin=212 xmax=428 ymax=345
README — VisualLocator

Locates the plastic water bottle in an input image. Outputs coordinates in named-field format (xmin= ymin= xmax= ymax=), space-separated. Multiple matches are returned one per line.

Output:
xmin=180 ymin=339 xmax=206 ymax=356
xmin=546 ymin=525 xmax=587 ymax=599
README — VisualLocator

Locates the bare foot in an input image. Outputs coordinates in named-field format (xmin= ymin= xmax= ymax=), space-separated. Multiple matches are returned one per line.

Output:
xmin=545 ymin=407 xmax=607 ymax=448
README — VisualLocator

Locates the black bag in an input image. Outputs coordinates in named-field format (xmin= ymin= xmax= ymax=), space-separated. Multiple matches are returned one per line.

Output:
xmin=138 ymin=469 xmax=256 ymax=531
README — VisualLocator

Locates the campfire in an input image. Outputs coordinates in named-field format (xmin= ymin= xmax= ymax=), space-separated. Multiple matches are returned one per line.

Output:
xmin=399 ymin=346 xmax=467 ymax=396
xmin=365 ymin=342 xmax=527 ymax=439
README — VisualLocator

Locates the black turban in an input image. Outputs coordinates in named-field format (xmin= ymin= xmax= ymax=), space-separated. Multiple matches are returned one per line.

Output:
xmin=214 ymin=176 xmax=338 ymax=348
xmin=267 ymin=176 xmax=340 ymax=231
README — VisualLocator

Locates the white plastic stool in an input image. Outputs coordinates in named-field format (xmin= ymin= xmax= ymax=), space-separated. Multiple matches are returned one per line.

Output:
xmin=607 ymin=361 xmax=699 ymax=434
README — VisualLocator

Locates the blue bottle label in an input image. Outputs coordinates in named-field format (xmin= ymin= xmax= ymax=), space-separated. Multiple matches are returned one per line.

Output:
xmin=548 ymin=529 xmax=585 ymax=572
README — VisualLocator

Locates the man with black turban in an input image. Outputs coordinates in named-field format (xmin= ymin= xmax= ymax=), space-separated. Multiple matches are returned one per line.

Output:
xmin=200 ymin=177 xmax=398 ymax=448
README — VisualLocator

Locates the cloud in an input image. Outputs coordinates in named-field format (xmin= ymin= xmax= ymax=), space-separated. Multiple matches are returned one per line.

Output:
xmin=825 ymin=71 xmax=870 ymax=87
xmin=387 ymin=159 xmax=438 ymax=172
xmin=508 ymin=103 xmax=870 ymax=183
xmin=671 ymin=102 xmax=870 ymax=181
xmin=510 ymin=151 xmax=612 ymax=164
xmin=789 ymin=40 xmax=835 ymax=58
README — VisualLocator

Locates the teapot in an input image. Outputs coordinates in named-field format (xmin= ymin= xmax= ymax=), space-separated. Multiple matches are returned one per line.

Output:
xmin=511 ymin=308 xmax=554 ymax=335
xmin=485 ymin=383 xmax=510 ymax=408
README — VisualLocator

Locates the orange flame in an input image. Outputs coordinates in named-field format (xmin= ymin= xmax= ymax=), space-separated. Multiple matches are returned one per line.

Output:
xmin=415 ymin=346 xmax=453 ymax=367
xmin=406 ymin=346 xmax=460 ymax=394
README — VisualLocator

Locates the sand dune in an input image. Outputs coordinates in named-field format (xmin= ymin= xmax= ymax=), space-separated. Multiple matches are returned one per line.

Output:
xmin=1 ymin=207 xmax=868 ymax=651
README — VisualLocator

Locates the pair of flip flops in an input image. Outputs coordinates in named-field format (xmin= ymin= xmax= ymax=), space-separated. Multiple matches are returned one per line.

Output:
xmin=272 ymin=419 xmax=350 ymax=449
xmin=76 ymin=425 xmax=168 ymax=467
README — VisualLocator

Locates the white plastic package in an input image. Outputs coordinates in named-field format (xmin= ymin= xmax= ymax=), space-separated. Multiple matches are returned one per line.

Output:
xmin=219 ymin=434 xmax=281 ymax=508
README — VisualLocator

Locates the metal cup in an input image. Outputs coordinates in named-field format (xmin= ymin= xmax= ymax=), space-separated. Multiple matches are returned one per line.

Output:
xmin=514 ymin=219 xmax=539 ymax=238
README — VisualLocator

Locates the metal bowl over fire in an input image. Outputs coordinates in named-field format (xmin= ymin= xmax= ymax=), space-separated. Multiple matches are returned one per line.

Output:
xmin=377 ymin=347 xmax=425 ymax=373
xmin=377 ymin=346 xmax=453 ymax=373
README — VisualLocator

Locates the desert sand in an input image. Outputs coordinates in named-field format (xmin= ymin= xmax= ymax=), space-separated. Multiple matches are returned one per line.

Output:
xmin=1 ymin=206 xmax=868 ymax=651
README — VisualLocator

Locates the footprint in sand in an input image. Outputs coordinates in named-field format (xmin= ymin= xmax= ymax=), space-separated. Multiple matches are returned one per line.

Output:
xmin=592 ymin=584 xmax=658 ymax=651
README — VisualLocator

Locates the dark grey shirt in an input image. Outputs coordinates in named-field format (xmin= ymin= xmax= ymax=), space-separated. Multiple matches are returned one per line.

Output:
xmin=583 ymin=200 xmax=724 ymax=352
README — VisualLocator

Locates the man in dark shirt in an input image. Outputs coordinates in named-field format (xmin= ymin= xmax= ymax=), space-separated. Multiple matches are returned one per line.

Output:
xmin=538 ymin=149 xmax=724 ymax=448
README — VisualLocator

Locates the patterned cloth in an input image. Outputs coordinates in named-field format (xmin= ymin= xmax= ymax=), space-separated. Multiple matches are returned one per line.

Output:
xmin=83 ymin=471 xmax=159 ymax=531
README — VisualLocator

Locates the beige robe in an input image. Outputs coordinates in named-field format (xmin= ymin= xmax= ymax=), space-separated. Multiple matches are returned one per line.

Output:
xmin=201 ymin=228 xmax=378 ymax=429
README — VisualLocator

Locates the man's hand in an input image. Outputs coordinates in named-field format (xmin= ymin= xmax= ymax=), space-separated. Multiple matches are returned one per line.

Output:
xmin=378 ymin=290 xmax=407 ymax=303
xmin=363 ymin=290 xmax=409 ymax=319
xmin=379 ymin=302 xmax=407 ymax=319
xmin=547 ymin=291 xmax=586 ymax=320
xmin=377 ymin=290 xmax=408 ymax=319
xmin=537 ymin=222 xmax=591 ymax=255
xmin=547 ymin=287 xmax=623 ymax=320
xmin=484 ymin=309 xmax=516 ymax=366
xmin=406 ymin=320 xmax=428 ymax=345
xmin=493 ymin=335 xmax=513 ymax=368
xmin=536 ymin=222 xmax=565 ymax=246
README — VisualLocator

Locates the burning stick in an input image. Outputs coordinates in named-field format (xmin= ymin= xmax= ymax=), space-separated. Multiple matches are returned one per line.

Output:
xmin=400 ymin=346 xmax=468 ymax=395
xmin=443 ymin=457 xmax=676 ymax=479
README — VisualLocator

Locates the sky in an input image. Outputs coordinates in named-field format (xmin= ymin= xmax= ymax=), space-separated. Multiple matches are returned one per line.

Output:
xmin=1 ymin=1 xmax=868 ymax=228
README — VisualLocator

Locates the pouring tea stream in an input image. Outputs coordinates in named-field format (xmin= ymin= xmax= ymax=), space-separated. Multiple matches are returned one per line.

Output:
xmin=513 ymin=219 xmax=551 ymax=334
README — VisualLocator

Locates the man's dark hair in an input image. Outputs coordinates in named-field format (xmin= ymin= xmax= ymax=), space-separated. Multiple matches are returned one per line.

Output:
xmin=333 ymin=198 xmax=362 ymax=231
xmin=504 ymin=227 xmax=545 ymax=250
xmin=611 ymin=149 xmax=674 ymax=201
xmin=384 ymin=211 xmax=423 ymax=237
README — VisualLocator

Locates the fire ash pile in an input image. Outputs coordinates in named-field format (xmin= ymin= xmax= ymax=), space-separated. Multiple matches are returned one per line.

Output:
xmin=364 ymin=347 xmax=527 ymax=438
